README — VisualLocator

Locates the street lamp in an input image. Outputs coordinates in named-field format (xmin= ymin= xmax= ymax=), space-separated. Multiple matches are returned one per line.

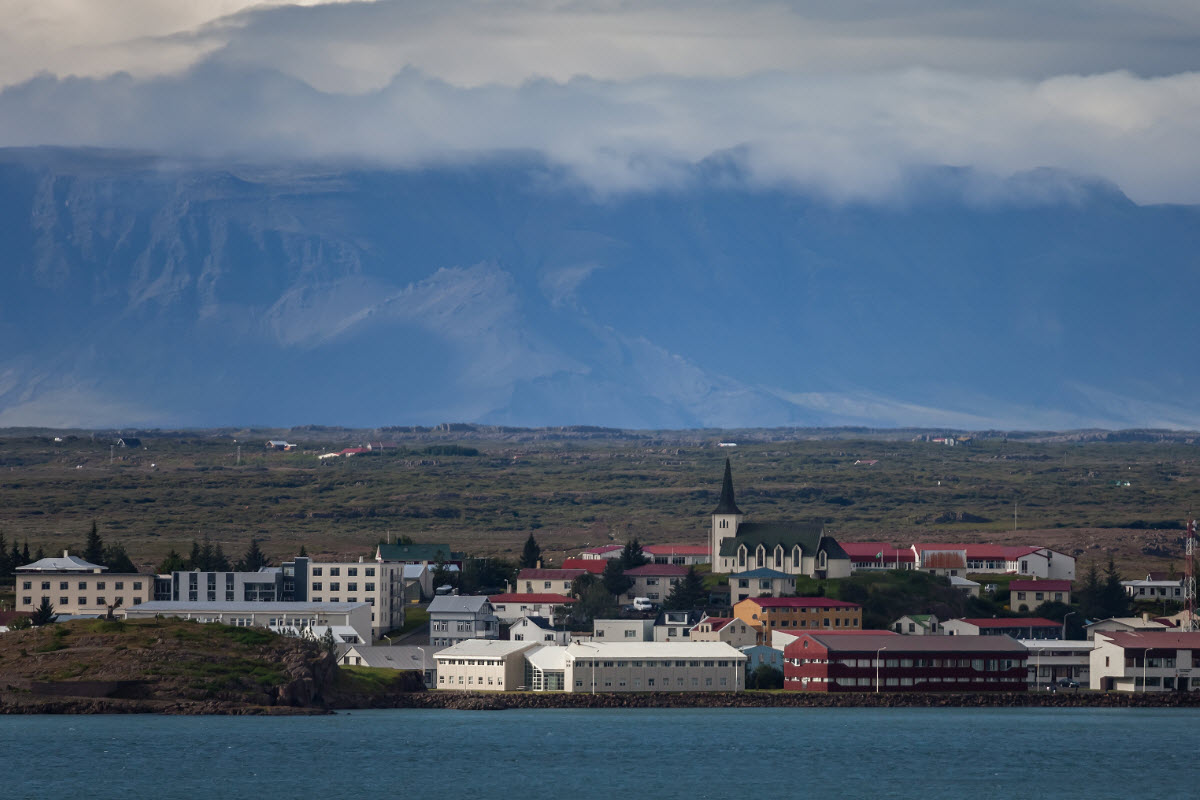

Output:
xmin=875 ymin=646 xmax=888 ymax=693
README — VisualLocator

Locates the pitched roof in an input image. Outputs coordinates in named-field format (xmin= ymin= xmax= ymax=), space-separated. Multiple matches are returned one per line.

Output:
xmin=432 ymin=639 xmax=537 ymax=658
xmin=488 ymin=593 xmax=576 ymax=604
xmin=729 ymin=568 xmax=794 ymax=580
xmin=624 ymin=564 xmax=690 ymax=577
xmin=376 ymin=543 xmax=457 ymax=563
xmin=840 ymin=542 xmax=916 ymax=562
xmin=517 ymin=568 xmax=586 ymax=580
xmin=644 ymin=544 xmax=709 ymax=556
xmin=954 ymin=617 xmax=1060 ymax=629
xmin=694 ymin=616 xmax=735 ymax=632
xmin=793 ymin=633 xmax=1027 ymax=654
xmin=1099 ymin=631 xmax=1200 ymax=650
xmin=427 ymin=595 xmax=493 ymax=614
xmin=1009 ymin=580 xmax=1072 ymax=592
xmin=16 ymin=552 xmax=108 ymax=573
xmin=712 ymin=458 xmax=743 ymax=515
xmin=344 ymin=645 xmax=436 ymax=669
xmin=718 ymin=523 xmax=848 ymax=560
xmin=561 ymin=558 xmax=607 ymax=574
xmin=739 ymin=596 xmax=860 ymax=610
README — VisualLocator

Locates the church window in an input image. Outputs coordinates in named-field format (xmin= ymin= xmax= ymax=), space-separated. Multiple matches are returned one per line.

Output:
xmin=738 ymin=547 xmax=747 ymax=568
xmin=756 ymin=546 xmax=765 ymax=568
xmin=774 ymin=546 xmax=783 ymax=569
xmin=792 ymin=546 xmax=802 ymax=567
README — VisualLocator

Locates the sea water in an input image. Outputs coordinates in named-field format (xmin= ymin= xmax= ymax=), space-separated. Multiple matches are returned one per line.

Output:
xmin=5 ymin=707 xmax=1197 ymax=799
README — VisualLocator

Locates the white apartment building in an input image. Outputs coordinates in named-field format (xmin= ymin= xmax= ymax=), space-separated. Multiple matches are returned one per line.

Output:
xmin=433 ymin=639 xmax=538 ymax=690
xmin=1090 ymin=631 xmax=1200 ymax=692
xmin=306 ymin=559 xmax=405 ymax=640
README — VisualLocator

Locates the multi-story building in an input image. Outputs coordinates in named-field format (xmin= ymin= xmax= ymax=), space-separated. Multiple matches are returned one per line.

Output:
xmin=488 ymin=593 xmax=574 ymax=624
xmin=727 ymin=567 xmax=795 ymax=604
xmin=654 ymin=609 xmax=704 ymax=642
xmin=515 ymin=568 xmax=585 ymax=596
xmin=558 ymin=641 xmax=747 ymax=692
xmin=644 ymin=545 xmax=710 ymax=566
xmin=784 ymin=633 xmax=1028 ymax=692
xmin=305 ymin=558 xmax=405 ymax=640
xmin=1090 ymin=631 xmax=1200 ymax=692
xmin=16 ymin=551 xmax=152 ymax=616
xmin=1009 ymin=579 xmax=1072 ymax=611
xmin=688 ymin=615 xmax=757 ymax=648
xmin=623 ymin=564 xmax=689 ymax=604
xmin=428 ymin=595 xmax=499 ymax=648
xmin=734 ymin=596 xmax=862 ymax=644
xmin=940 ymin=617 xmax=1061 ymax=639
xmin=1022 ymin=639 xmax=1095 ymax=686
xmin=122 ymin=600 xmax=372 ymax=644
xmin=433 ymin=639 xmax=537 ymax=690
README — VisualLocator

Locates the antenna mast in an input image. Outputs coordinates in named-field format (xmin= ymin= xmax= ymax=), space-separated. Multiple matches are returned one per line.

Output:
xmin=1185 ymin=519 xmax=1197 ymax=632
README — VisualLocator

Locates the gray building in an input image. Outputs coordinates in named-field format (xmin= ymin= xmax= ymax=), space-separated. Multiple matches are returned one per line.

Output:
xmin=428 ymin=595 xmax=499 ymax=648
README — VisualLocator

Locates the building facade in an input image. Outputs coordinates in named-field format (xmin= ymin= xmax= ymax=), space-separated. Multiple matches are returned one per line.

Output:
xmin=727 ymin=568 xmax=795 ymax=604
xmin=16 ymin=551 xmax=152 ymax=616
xmin=784 ymin=633 xmax=1028 ymax=692
xmin=428 ymin=595 xmax=499 ymax=648
xmin=1009 ymin=580 xmax=1072 ymax=611
xmin=122 ymin=600 xmax=372 ymax=644
xmin=433 ymin=640 xmax=537 ymax=690
xmin=734 ymin=596 xmax=863 ymax=644
xmin=1090 ymin=631 xmax=1200 ymax=692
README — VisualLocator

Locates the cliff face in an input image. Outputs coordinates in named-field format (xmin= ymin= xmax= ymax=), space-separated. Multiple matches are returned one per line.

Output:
xmin=0 ymin=618 xmax=341 ymax=714
xmin=3 ymin=148 xmax=1200 ymax=430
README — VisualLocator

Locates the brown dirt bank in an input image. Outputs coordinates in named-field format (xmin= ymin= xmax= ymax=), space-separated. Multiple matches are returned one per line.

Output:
xmin=332 ymin=690 xmax=1200 ymax=712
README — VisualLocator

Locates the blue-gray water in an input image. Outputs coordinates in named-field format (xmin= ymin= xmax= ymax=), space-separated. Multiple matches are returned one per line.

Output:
xmin=6 ymin=708 xmax=1197 ymax=799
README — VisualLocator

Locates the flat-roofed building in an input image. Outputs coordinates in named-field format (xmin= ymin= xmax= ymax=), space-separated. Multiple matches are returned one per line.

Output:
xmin=16 ymin=551 xmax=151 ymax=616
xmin=1090 ymin=631 xmax=1200 ymax=692
xmin=644 ymin=545 xmax=709 ymax=566
xmin=734 ymin=596 xmax=862 ymax=644
xmin=433 ymin=639 xmax=538 ymax=691
xmin=593 ymin=618 xmax=655 ymax=642
xmin=562 ymin=641 xmax=747 ymax=692
xmin=784 ymin=633 xmax=1028 ymax=692
xmin=122 ymin=600 xmax=372 ymax=644
xmin=1021 ymin=639 xmax=1095 ymax=687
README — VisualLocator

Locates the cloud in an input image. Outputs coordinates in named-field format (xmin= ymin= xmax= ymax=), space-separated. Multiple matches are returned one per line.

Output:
xmin=1 ymin=1 xmax=1199 ymax=203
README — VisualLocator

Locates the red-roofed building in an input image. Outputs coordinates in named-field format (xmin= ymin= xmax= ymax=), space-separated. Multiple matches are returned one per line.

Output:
xmin=783 ymin=633 xmax=1028 ymax=693
xmin=841 ymin=542 xmax=916 ymax=572
xmin=689 ymin=614 xmax=757 ymax=647
xmin=488 ymin=593 xmax=576 ymax=623
xmin=1009 ymin=579 xmax=1072 ymax=610
xmin=941 ymin=617 xmax=1062 ymax=639
xmin=911 ymin=543 xmax=1075 ymax=580
xmin=1091 ymin=630 xmax=1200 ymax=692
xmin=561 ymin=558 xmax=607 ymax=575
xmin=734 ymin=596 xmax=862 ymax=644
xmin=515 ymin=568 xmax=586 ymax=596
xmin=622 ymin=563 xmax=691 ymax=604
xmin=644 ymin=544 xmax=710 ymax=566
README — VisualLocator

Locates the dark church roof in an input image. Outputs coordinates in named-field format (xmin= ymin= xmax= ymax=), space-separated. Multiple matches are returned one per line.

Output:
xmin=719 ymin=522 xmax=849 ymax=560
xmin=711 ymin=458 xmax=743 ymax=515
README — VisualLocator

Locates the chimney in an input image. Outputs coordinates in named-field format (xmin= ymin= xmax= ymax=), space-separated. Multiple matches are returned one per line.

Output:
xmin=63 ymin=550 xmax=69 ymax=558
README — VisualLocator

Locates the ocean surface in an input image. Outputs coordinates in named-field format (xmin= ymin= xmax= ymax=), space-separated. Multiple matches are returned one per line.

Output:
xmin=6 ymin=707 xmax=1197 ymax=798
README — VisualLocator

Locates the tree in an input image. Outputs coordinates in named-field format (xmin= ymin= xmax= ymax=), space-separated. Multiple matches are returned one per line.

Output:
xmin=1077 ymin=561 xmax=1103 ymax=621
xmin=33 ymin=545 xmax=45 ymax=561
xmin=520 ymin=533 xmax=542 ymax=569
xmin=31 ymin=597 xmax=58 ymax=626
xmin=8 ymin=615 xmax=32 ymax=631
xmin=8 ymin=541 xmax=22 ymax=571
xmin=102 ymin=543 xmax=137 ymax=574
xmin=84 ymin=520 xmax=105 ymax=565
xmin=748 ymin=664 xmax=784 ymax=690
xmin=431 ymin=554 xmax=457 ymax=593
xmin=236 ymin=539 xmax=270 ymax=572
xmin=602 ymin=560 xmax=632 ymax=598
xmin=571 ymin=572 xmax=599 ymax=597
xmin=157 ymin=548 xmax=187 ymax=573
xmin=0 ymin=531 xmax=10 ymax=579
xmin=298 ymin=544 xmax=309 ymax=558
xmin=1101 ymin=556 xmax=1129 ymax=619
xmin=619 ymin=539 xmax=649 ymax=570
xmin=568 ymin=582 xmax=618 ymax=627
xmin=187 ymin=540 xmax=203 ymax=571
xmin=212 ymin=543 xmax=231 ymax=572
xmin=663 ymin=566 xmax=708 ymax=610
xmin=20 ymin=542 xmax=31 ymax=565
xmin=319 ymin=626 xmax=337 ymax=654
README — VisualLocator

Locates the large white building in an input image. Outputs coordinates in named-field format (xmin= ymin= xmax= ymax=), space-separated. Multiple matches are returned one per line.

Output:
xmin=1090 ymin=631 xmax=1200 ymax=692
xmin=16 ymin=551 xmax=152 ymax=616
xmin=122 ymin=600 xmax=373 ymax=644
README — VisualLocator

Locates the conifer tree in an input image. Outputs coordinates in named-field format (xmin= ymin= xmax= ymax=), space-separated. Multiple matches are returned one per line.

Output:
xmin=157 ymin=548 xmax=187 ymax=573
xmin=84 ymin=520 xmax=105 ymax=565
xmin=31 ymin=597 xmax=58 ymax=626
xmin=298 ymin=544 xmax=309 ymax=558
xmin=213 ymin=543 xmax=232 ymax=572
xmin=102 ymin=543 xmax=137 ymax=574
xmin=602 ymin=559 xmax=633 ymax=598
xmin=0 ymin=531 xmax=9 ymax=579
xmin=237 ymin=539 xmax=269 ymax=572
xmin=619 ymin=538 xmax=649 ymax=570
xmin=20 ymin=542 xmax=31 ymax=566
xmin=520 ymin=533 xmax=542 ymax=569
xmin=663 ymin=566 xmax=708 ymax=610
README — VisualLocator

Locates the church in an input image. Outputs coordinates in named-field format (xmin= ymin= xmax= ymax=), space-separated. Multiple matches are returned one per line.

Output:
xmin=709 ymin=459 xmax=852 ymax=579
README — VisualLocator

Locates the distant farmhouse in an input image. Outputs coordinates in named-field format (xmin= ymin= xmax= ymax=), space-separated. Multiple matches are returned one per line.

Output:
xmin=709 ymin=459 xmax=851 ymax=579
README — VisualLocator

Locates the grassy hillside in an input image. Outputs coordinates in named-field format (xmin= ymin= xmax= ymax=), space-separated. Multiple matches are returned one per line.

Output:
xmin=0 ymin=427 xmax=1196 ymax=575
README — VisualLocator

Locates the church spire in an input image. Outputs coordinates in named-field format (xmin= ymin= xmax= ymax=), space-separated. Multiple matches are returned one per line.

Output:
xmin=712 ymin=458 xmax=742 ymax=515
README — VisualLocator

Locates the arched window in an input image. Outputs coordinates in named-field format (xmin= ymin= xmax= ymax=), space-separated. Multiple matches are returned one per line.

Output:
xmin=818 ymin=550 xmax=827 ymax=569
xmin=792 ymin=546 xmax=802 ymax=568
xmin=774 ymin=546 xmax=783 ymax=569
xmin=738 ymin=546 xmax=747 ymax=568
xmin=756 ymin=545 xmax=766 ymax=568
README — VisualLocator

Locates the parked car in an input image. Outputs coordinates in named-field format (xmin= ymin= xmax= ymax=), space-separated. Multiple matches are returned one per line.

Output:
xmin=1056 ymin=677 xmax=1081 ymax=689
xmin=632 ymin=597 xmax=655 ymax=612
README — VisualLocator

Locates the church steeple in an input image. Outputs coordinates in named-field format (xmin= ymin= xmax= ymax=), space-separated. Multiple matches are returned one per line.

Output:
xmin=712 ymin=458 xmax=742 ymax=515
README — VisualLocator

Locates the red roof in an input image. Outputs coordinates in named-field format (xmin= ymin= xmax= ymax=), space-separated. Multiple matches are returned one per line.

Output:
xmin=956 ymin=617 xmax=1060 ymax=629
xmin=841 ymin=542 xmax=916 ymax=562
xmin=694 ymin=616 xmax=734 ymax=631
xmin=624 ymin=564 xmax=691 ymax=577
xmin=741 ymin=597 xmax=860 ymax=610
xmin=1009 ymin=580 xmax=1071 ymax=592
xmin=1101 ymin=631 xmax=1200 ymax=650
xmin=644 ymin=544 xmax=709 ymax=556
xmin=561 ymin=558 xmax=607 ymax=574
xmin=488 ymin=594 xmax=576 ymax=604
xmin=517 ymin=568 xmax=586 ymax=580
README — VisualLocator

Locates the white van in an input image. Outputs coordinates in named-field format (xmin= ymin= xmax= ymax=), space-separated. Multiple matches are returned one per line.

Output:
xmin=632 ymin=597 xmax=654 ymax=611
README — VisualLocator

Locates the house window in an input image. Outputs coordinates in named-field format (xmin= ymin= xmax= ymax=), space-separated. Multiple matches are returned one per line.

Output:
xmin=312 ymin=568 xmax=322 ymax=576
xmin=59 ymin=597 xmax=68 ymax=605
xmin=366 ymin=568 xmax=375 ymax=576
xmin=21 ymin=597 xmax=31 ymax=605
xmin=330 ymin=568 xmax=340 ymax=576
xmin=312 ymin=582 xmax=323 ymax=591
xmin=348 ymin=568 xmax=357 ymax=576
xmin=41 ymin=581 xmax=50 ymax=590
xmin=348 ymin=583 xmax=358 ymax=592
xmin=59 ymin=582 xmax=68 ymax=590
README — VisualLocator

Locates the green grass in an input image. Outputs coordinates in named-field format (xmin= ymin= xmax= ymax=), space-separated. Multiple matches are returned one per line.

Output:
xmin=391 ymin=606 xmax=429 ymax=637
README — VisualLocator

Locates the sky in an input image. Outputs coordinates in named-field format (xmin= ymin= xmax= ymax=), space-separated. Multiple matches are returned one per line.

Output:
xmin=1 ymin=0 xmax=1200 ymax=202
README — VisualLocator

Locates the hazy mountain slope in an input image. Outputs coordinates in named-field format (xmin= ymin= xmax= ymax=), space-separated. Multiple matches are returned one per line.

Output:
xmin=1 ymin=148 xmax=1198 ymax=429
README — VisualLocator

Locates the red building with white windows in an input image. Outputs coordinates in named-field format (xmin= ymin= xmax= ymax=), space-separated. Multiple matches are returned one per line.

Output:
xmin=784 ymin=633 xmax=1029 ymax=692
